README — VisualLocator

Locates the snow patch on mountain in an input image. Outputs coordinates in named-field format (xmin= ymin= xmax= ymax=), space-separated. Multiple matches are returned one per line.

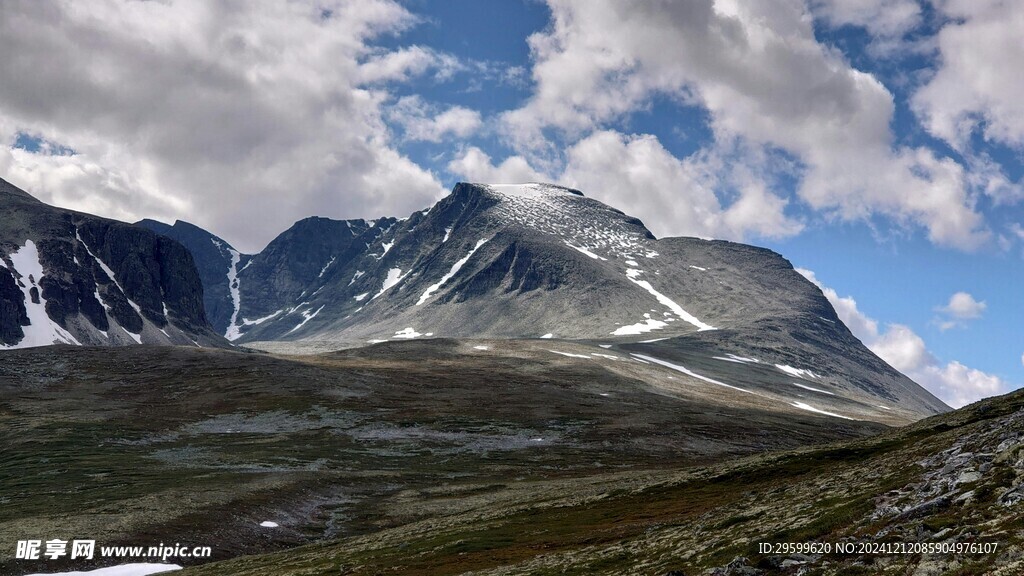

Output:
xmin=484 ymin=183 xmax=649 ymax=260
xmin=393 ymin=327 xmax=432 ymax=339
xmin=288 ymin=305 xmax=324 ymax=334
xmin=375 ymin=240 xmax=394 ymax=260
xmin=223 ymin=248 xmax=244 ymax=341
xmin=776 ymin=364 xmax=821 ymax=380
xmin=792 ymin=382 xmax=835 ymax=395
xmin=78 ymin=231 xmax=144 ymax=315
xmin=713 ymin=353 xmax=761 ymax=364
xmin=549 ymin=350 xmax=591 ymax=359
xmin=631 ymin=353 xmax=754 ymax=395
xmin=121 ymin=325 xmax=142 ymax=344
xmin=318 ymin=257 xmax=336 ymax=278
xmin=0 ymin=240 xmax=81 ymax=348
xmin=240 ymin=310 xmax=282 ymax=327
xmin=24 ymin=563 xmax=183 ymax=576
xmin=623 ymin=268 xmax=714 ymax=332
xmin=791 ymin=401 xmax=851 ymax=420
xmin=564 ymin=241 xmax=607 ymax=261
xmin=417 ymin=238 xmax=490 ymax=305
xmin=373 ymin=268 xmax=407 ymax=300
xmin=612 ymin=314 xmax=668 ymax=335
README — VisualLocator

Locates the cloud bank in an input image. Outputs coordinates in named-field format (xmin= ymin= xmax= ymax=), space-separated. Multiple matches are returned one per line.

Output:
xmin=0 ymin=0 xmax=456 ymax=252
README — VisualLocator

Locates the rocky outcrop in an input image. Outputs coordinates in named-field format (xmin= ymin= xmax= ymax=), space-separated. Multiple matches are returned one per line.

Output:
xmin=0 ymin=177 xmax=226 ymax=348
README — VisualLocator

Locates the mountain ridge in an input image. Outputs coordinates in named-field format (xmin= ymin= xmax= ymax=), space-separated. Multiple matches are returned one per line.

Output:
xmin=0 ymin=177 xmax=227 ymax=348
xmin=139 ymin=181 xmax=948 ymax=420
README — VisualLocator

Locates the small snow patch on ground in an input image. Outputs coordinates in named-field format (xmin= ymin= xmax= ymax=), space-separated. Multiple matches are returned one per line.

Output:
xmin=473 ymin=345 xmax=489 ymax=350
xmin=631 ymin=354 xmax=755 ymax=395
xmin=548 ymin=350 xmax=591 ymax=359
xmin=540 ymin=333 xmax=554 ymax=339
xmin=598 ymin=344 xmax=612 ymax=349
xmin=790 ymin=401 xmax=852 ymax=420
xmin=689 ymin=265 xmax=707 ymax=271
xmin=591 ymin=353 xmax=621 ymax=360
xmin=443 ymin=227 xmax=452 ymax=242
xmin=791 ymin=382 xmax=834 ymax=395
xmin=260 ymin=521 xmax=279 ymax=528
xmin=354 ymin=292 xmax=368 ymax=301
xmin=638 ymin=337 xmax=669 ymax=343
xmin=713 ymin=353 xmax=761 ymax=364
xmin=612 ymin=318 xmax=667 ymax=335
xmin=393 ymin=327 xmax=427 ymax=339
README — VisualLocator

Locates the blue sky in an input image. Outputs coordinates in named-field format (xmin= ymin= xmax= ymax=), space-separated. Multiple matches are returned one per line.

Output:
xmin=0 ymin=0 xmax=1020 ymax=406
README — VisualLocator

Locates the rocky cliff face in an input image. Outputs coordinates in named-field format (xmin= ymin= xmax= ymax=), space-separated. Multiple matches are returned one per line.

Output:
xmin=135 ymin=218 xmax=246 ymax=335
xmin=0 ymin=177 xmax=225 ymax=348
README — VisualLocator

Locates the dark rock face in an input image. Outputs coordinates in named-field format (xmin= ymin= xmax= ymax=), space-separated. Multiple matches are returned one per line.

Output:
xmin=0 ymin=177 xmax=225 ymax=348
xmin=237 ymin=216 xmax=390 ymax=322
xmin=0 ymin=266 xmax=28 ymax=345
xmin=136 ymin=218 xmax=243 ymax=334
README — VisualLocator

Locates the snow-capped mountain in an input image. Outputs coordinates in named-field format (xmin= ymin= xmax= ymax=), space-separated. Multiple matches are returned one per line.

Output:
xmin=0 ymin=178 xmax=224 ymax=348
xmin=146 ymin=182 xmax=947 ymax=418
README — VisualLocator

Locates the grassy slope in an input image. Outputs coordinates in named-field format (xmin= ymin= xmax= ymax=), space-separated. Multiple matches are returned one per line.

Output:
xmin=1 ymin=342 xmax=885 ymax=575
xmin=178 ymin=386 xmax=1024 ymax=576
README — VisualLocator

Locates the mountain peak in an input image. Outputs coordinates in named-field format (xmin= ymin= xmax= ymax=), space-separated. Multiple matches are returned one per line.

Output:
xmin=473 ymin=182 xmax=585 ymax=198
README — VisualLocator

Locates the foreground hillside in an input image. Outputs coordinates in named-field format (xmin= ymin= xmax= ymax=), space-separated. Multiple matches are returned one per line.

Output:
xmin=2 ymin=343 xmax=1021 ymax=575
xmin=0 ymin=342 xmax=887 ymax=575
xmin=181 ymin=374 xmax=1024 ymax=576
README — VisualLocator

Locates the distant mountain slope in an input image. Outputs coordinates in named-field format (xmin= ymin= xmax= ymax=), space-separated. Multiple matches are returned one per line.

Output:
xmin=135 ymin=218 xmax=248 ymax=335
xmin=0 ymin=177 xmax=225 ymax=348
xmin=150 ymin=182 xmax=944 ymax=418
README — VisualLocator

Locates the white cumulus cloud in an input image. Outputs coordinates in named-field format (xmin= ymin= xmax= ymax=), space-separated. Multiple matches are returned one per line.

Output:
xmin=447 ymin=147 xmax=545 ymax=185
xmin=914 ymin=1 xmax=1024 ymax=151
xmin=388 ymin=96 xmax=482 ymax=143
xmin=797 ymin=268 xmax=1008 ymax=408
xmin=0 ymin=0 xmax=456 ymax=252
xmin=484 ymin=0 xmax=989 ymax=250
xmin=939 ymin=291 xmax=987 ymax=320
